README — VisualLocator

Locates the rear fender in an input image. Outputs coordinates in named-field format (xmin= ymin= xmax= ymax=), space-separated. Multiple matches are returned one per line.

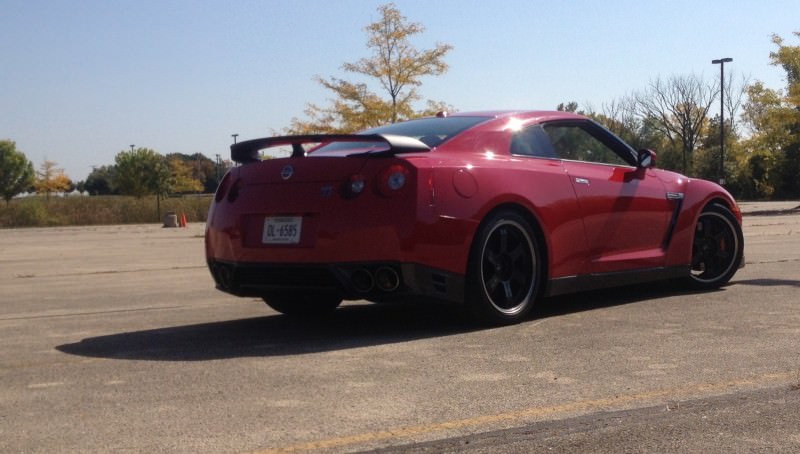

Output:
xmin=432 ymin=161 xmax=588 ymax=280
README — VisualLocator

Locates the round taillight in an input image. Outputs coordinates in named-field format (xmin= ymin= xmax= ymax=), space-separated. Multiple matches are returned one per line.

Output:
xmin=350 ymin=174 xmax=366 ymax=195
xmin=378 ymin=164 xmax=409 ymax=197
xmin=343 ymin=174 xmax=366 ymax=199
xmin=387 ymin=171 xmax=405 ymax=190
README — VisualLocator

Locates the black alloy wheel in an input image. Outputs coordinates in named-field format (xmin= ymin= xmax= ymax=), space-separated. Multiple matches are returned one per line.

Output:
xmin=467 ymin=210 xmax=540 ymax=325
xmin=688 ymin=203 xmax=744 ymax=289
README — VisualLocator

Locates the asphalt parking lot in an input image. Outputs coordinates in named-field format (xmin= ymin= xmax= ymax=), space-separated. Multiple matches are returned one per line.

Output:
xmin=1 ymin=201 xmax=799 ymax=453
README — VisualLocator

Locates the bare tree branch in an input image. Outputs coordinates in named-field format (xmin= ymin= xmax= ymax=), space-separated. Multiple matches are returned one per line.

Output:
xmin=634 ymin=74 xmax=716 ymax=173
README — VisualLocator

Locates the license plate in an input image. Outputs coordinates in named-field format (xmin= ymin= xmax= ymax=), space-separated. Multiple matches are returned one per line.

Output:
xmin=262 ymin=216 xmax=302 ymax=244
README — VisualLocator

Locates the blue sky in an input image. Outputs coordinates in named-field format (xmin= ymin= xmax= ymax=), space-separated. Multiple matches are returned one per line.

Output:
xmin=1 ymin=0 xmax=797 ymax=181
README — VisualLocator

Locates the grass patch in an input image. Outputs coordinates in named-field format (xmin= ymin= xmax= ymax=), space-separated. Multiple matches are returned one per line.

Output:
xmin=0 ymin=195 xmax=212 ymax=228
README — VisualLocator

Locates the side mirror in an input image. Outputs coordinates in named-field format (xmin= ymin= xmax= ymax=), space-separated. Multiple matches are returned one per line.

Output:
xmin=637 ymin=149 xmax=657 ymax=169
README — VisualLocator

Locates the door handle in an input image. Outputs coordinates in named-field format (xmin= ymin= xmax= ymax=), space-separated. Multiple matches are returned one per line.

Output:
xmin=574 ymin=178 xmax=590 ymax=185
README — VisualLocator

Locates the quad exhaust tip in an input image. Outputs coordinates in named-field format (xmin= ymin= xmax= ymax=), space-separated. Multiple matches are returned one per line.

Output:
xmin=351 ymin=269 xmax=375 ymax=293
xmin=351 ymin=267 xmax=400 ymax=293
xmin=375 ymin=267 xmax=400 ymax=292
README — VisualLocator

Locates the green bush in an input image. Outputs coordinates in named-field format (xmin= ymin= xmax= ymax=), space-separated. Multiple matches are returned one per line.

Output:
xmin=0 ymin=195 xmax=212 ymax=228
xmin=1 ymin=197 xmax=50 ymax=227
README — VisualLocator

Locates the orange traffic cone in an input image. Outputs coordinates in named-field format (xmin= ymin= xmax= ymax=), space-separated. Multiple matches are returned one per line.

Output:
xmin=180 ymin=213 xmax=187 ymax=227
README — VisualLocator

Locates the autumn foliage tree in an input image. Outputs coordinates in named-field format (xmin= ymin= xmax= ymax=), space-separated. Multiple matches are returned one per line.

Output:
xmin=288 ymin=3 xmax=453 ymax=134
xmin=34 ymin=160 xmax=72 ymax=199
xmin=167 ymin=154 xmax=204 ymax=194
xmin=738 ymin=32 xmax=800 ymax=198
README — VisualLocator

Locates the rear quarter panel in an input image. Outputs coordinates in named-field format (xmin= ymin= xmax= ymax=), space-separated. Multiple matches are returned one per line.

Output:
xmin=427 ymin=148 xmax=590 ymax=279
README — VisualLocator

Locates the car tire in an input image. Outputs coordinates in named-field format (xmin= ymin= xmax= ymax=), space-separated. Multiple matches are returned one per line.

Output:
xmin=686 ymin=203 xmax=744 ymax=290
xmin=466 ymin=210 xmax=541 ymax=325
xmin=262 ymin=294 xmax=342 ymax=317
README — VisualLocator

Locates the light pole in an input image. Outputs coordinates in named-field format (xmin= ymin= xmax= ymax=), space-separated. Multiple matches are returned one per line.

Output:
xmin=130 ymin=144 xmax=135 ymax=153
xmin=712 ymin=57 xmax=732 ymax=185
xmin=231 ymin=133 xmax=239 ymax=144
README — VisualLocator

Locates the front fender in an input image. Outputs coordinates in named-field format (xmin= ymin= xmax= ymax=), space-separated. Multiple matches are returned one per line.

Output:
xmin=664 ymin=177 xmax=741 ymax=267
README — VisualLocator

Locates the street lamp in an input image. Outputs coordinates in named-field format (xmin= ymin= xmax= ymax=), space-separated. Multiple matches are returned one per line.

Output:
xmin=231 ymin=133 xmax=239 ymax=144
xmin=712 ymin=57 xmax=732 ymax=185
xmin=130 ymin=144 xmax=135 ymax=153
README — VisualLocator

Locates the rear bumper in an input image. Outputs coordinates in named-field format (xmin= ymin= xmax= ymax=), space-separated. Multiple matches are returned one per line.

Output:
xmin=207 ymin=259 xmax=464 ymax=304
xmin=205 ymin=208 xmax=478 ymax=278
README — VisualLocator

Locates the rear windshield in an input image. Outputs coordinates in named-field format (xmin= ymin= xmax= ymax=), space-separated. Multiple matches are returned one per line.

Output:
xmin=312 ymin=116 xmax=491 ymax=154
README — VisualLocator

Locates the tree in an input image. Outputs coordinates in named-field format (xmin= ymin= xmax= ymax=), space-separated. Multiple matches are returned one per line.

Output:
xmin=288 ymin=2 xmax=453 ymax=133
xmin=556 ymin=101 xmax=580 ymax=113
xmin=115 ymin=148 xmax=174 ymax=219
xmin=634 ymin=74 xmax=717 ymax=175
xmin=771 ymin=32 xmax=800 ymax=102
xmin=695 ymin=115 xmax=741 ymax=182
xmin=563 ymin=100 xmax=671 ymax=164
xmin=595 ymin=97 xmax=670 ymax=153
xmin=767 ymin=32 xmax=800 ymax=198
xmin=740 ymin=32 xmax=800 ymax=198
xmin=115 ymin=147 xmax=173 ymax=219
xmin=166 ymin=152 xmax=218 ymax=193
xmin=84 ymin=165 xmax=117 ymax=196
xmin=695 ymin=71 xmax=749 ymax=184
xmin=34 ymin=160 xmax=72 ymax=199
xmin=115 ymin=148 xmax=171 ymax=198
xmin=167 ymin=155 xmax=203 ymax=194
xmin=0 ymin=140 xmax=35 ymax=205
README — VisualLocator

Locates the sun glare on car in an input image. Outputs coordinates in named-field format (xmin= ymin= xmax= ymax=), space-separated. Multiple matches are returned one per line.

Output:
xmin=504 ymin=117 xmax=525 ymax=132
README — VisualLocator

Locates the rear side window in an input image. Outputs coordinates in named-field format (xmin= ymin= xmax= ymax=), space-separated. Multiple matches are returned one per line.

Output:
xmin=510 ymin=126 xmax=558 ymax=158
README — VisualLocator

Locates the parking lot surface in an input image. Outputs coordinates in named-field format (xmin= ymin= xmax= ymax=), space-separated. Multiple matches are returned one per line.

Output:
xmin=1 ymin=202 xmax=799 ymax=453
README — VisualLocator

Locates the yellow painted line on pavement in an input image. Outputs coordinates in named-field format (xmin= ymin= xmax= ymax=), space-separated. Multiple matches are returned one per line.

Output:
xmin=248 ymin=371 xmax=796 ymax=454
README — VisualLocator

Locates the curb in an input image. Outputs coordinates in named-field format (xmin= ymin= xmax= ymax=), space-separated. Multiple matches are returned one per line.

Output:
xmin=741 ymin=205 xmax=800 ymax=216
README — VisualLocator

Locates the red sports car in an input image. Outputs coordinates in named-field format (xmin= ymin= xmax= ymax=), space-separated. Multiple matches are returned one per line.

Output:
xmin=205 ymin=110 xmax=744 ymax=324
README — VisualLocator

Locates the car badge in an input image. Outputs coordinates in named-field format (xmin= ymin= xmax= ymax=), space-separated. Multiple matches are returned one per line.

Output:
xmin=320 ymin=185 xmax=333 ymax=198
xmin=280 ymin=165 xmax=294 ymax=180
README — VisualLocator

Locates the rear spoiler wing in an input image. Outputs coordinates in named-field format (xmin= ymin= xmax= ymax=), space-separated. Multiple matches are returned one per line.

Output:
xmin=231 ymin=134 xmax=431 ymax=164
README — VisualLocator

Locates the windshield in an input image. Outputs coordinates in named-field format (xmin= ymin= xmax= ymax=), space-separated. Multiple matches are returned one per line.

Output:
xmin=311 ymin=116 xmax=491 ymax=154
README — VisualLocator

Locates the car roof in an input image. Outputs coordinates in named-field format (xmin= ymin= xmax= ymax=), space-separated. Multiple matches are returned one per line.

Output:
xmin=443 ymin=110 xmax=587 ymax=123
